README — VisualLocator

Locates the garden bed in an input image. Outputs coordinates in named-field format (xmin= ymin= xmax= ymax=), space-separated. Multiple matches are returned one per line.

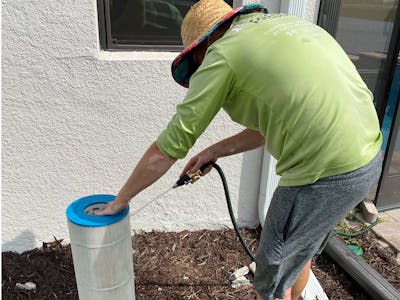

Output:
xmin=2 ymin=227 xmax=399 ymax=299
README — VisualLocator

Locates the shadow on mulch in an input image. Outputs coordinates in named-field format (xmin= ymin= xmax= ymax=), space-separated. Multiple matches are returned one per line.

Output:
xmin=2 ymin=228 xmax=399 ymax=299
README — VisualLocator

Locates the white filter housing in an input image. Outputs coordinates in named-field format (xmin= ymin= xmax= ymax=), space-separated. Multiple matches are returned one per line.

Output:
xmin=66 ymin=194 xmax=135 ymax=300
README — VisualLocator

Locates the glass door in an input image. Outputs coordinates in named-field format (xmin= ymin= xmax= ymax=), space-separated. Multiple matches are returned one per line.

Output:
xmin=318 ymin=0 xmax=400 ymax=210
xmin=376 ymin=61 xmax=400 ymax=210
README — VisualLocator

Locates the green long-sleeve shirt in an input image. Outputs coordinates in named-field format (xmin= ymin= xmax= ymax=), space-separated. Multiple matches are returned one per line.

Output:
xmin=157 ymin=13 xmax=382 ymax=186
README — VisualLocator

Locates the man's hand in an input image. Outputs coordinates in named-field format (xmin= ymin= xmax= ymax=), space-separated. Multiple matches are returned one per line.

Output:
xmin=181 ymin=128 xmax=264 ymax=177
xmin=180 ymin=148 xmax=217 ymax=177
xmin=94 ymin=200 xmax=128 ymax=216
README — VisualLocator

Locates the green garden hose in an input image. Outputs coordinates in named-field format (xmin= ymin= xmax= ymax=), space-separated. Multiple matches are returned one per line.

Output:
xmin=333 ymin=220 xmax=379 ymax=238
xmin=204 ymin=163 xmax=380 ymax=262
xmin=209 ymin=162 xmax=256 ymax=262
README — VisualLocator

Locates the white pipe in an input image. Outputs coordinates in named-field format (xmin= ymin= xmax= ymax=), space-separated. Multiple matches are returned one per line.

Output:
xmin=257 ymin=0 xmax=307 ymax=226
xmin=238 ymin=147 xmax=264 ymax=228
xmin=66 ymin=194 xmax=135 ymax=300
xmin=258 ymin=150 xmax=280 ymax=225
xmin=280 ymin=0 xmax=306 ymax=18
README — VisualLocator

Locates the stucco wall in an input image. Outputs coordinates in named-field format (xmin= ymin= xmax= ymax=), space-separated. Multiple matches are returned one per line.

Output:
xmin=2 ymin=0 xmax=318 ymax=252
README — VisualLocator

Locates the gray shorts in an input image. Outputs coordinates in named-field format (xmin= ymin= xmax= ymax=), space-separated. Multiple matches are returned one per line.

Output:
xmin=254 ymin=153 xmax=382 ymax=300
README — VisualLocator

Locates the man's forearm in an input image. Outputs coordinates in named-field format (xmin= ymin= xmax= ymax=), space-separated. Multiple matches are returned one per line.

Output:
xmin=116 ymin=142 xmax=176 ymax=204
xmin=209 ymin=128 xmax=265 ymax=158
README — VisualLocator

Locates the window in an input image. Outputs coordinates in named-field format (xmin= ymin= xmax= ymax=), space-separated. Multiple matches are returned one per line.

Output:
xmin=318 ymin=0 xmax=398 ymax=103
xmin=97 ymin=0 xmax=233 ymax=51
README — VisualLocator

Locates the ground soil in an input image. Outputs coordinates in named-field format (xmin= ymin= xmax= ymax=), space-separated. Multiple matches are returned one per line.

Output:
xmin=2 ymin=228 xmax=399 ymax=300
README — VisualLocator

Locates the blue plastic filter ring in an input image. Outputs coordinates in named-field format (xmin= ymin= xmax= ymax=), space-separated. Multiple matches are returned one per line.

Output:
xmin=66 ymin=194 xmax=129 ymax=227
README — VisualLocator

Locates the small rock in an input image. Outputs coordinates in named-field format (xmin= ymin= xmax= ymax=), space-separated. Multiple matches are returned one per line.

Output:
xmin=395 ymin=253 xmax=400 ymax=265
xmin=375 ymin=239 xmax=390 ymax=250
xmin=231 ymin=276 xmax=251 ymax=288
xmin=157 ymin=287 xmax=162 ymax=291
xmin=249 ymin=262 xmax=256 ymax=274
xmin=16 ymin=282 xmax=36 ymax=291
xmin=359 ymin=200 xmax=378 ymax=224
xmin=338 ymin=218 xmax=350 ymax=228
xmin=183 ymin=275 xmax=189 ymax=280
xmin=229 ymin=266 xmax=249 ymax=281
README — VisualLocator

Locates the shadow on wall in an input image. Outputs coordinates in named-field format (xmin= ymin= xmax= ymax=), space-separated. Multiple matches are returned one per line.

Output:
xmin=2 ymin=230 xmax=36 ymax=253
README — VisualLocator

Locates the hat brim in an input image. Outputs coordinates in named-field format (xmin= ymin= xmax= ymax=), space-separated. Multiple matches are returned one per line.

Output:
xmin=171 ymin=4 xmax=267 ymax=88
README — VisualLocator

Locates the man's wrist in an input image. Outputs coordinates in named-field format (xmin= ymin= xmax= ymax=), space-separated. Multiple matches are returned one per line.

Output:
xmin=115 ymin=192 xmax=132 ymax=205
xmin=207 ymin=146 xmax=220 ymax=160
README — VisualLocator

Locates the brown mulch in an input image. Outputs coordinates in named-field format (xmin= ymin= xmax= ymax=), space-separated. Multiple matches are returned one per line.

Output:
xmin=2 ymin=228 xmax=399 ymax=300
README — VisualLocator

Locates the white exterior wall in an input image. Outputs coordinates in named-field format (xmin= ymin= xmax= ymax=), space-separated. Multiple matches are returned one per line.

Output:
xmin=2 ymin=0 xmax=318 ymax=252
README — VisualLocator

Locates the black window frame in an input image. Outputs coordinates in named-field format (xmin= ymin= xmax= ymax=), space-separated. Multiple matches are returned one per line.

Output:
xmin=97 ymin=0 xmax=188 ymax=51
xmin=97 ymin=0 xmax=233 ymax=51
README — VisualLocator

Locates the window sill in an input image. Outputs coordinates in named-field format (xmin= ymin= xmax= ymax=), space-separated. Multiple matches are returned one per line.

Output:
xmin=96 ymin=50 xmax=178 ymax=61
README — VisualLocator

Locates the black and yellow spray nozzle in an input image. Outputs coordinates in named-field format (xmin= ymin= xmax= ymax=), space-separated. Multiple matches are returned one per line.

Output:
xmin=173 ymin=162 xmax=213 ymax=188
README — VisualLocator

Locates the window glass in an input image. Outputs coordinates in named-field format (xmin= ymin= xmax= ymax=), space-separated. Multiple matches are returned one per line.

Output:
xmin=319 ymin=1 xmax=398 ymax=102
xmin=382 ymin=62 xmax=400 ymax=152
xmin=104 ymin=0 xmax=233 ymax=49
xmin=378 ymin=74 xmax=399 ymax=208
xmin=388 ymin=118 xmax=400 ymax=176
xmin=318 ymin=1 xmax=400 ymax=209
xmin=390 ymin=120 xmax=400 ymax=176
xmin=318 ymin=0 xmax=399 ymax=145
xmin=337 ymin=1 xmax=397 ymax=99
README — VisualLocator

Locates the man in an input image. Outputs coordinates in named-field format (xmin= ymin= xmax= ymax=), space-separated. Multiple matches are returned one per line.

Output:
xmin=97 ymin=1 xmax=382 ymax=299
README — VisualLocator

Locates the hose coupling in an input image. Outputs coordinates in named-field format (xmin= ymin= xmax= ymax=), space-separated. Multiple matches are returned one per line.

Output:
xmin=173 ymin=162 xmax=213 ymax=188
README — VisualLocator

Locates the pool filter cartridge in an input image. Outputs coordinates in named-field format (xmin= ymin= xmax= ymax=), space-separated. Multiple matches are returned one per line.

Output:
xmin=66 ymin=194 xmax=135 ymax=300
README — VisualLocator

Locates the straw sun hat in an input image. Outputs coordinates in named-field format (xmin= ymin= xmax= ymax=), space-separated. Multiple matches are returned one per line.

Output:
xmin=171 ymin=0 xmax=267 ymax=87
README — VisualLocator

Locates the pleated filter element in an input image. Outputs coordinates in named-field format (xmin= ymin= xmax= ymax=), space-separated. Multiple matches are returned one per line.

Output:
xmin=66 ymin=194 xmax=135 ymax=300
